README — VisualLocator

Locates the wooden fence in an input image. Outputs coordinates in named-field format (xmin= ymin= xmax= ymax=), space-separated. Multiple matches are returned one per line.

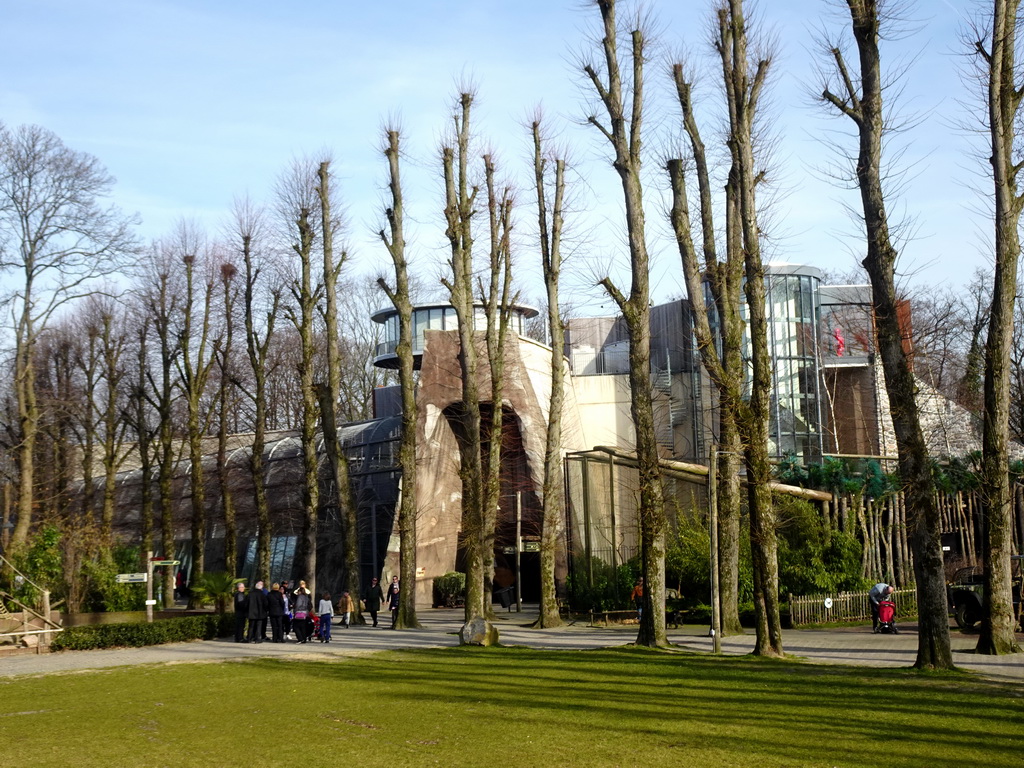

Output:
xmin=788 ymin=587 xmax=917 ymax=626
xmin=821 ymin=484 xmax=1024 ymax=589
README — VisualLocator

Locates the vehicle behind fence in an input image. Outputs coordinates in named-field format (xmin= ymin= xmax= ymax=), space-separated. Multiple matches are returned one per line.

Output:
xmin=789 ymin=587 xmax=917 ymax=626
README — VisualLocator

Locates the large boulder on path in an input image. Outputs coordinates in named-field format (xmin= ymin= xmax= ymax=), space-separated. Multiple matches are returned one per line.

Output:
xmin=459 ymin=617 xmax=499 ymax=646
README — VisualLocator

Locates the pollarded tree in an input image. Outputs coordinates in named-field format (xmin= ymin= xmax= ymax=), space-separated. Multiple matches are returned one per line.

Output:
xmin=234 ymin=197 xmax=281 ymax=581
xmin=377 ymin=126 xmax=420 ymax=629
xmin=276 ymin=159 xmax=324 ymax=596
xmin=582 ymin=0 xmax=668 ymax=648
xmin=820 ymin=0 xmax=953 ymax=669
xmin=214 ymin=259 xmax=240 ymax=576
xmin=440 ymin=92 xmax=497 ymax=646
xmin=667 ymin=8 xmax=761 ymax=639
xmin=314 ymin=159 xmax=361 ymax=614
xmin=0 ymin=123 xmax=137 ymax=553
xmin=531 ymin=117 xmax=567 ymax=629
xmin=479 ymin=153 xmax=516 ymax=615
xmin=139 ymin=246 xmax=185 ymax=607
xmin=971 ymin=0 xmax=1023 ymax=656
xmin=171 ymin=226 xmax=219 ymax=588
xmin=716 ymin=0 xmax=784 ymax=658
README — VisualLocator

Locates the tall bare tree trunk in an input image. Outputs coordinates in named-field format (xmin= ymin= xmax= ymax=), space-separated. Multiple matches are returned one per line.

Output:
xmin=977 ymin=0 xmax=1024 ymax=656
xmin=293 ymin=206 xmax=320 ymax=597
xmin=532 ymin=118 xmax=566 ymax=629
xmin=237 ymin=203 xmax=278 ymax=581
xmin=147 ymin=266 xmax=181 ymax=607
xmin=441 ymin=93 xmax=497 ymax=646
xmin=180 ymin=251 xmax=216 ymax=593
xmin=481 ymin=155 xmax=515 ymax=619
xmin=668 ymin=35 xmax=754 ymax=638
xmin=378 ymin=128 xmax=420 ymax=629
xmin=585 ymin=0 xmax=667 ymax=648
xmin=131 ymin=320 xmax=155 ymax=558
xmin=821 ymin=0 xmax=952 ymax=668
xmin=216 ymin=262 xmax=239 ymax=576
xmin=316 ymin=161 xmax=360 ymax=610
xmin=98 ymin=306 xmax=126 ymax=553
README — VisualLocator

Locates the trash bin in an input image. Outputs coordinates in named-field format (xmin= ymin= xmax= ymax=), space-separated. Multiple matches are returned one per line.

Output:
xmin=495 ymin=586 xmax=515 ymax=610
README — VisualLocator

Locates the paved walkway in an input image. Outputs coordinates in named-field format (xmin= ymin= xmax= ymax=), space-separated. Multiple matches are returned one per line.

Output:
xmin=2 ymin=608 xmax=1021 ymax=682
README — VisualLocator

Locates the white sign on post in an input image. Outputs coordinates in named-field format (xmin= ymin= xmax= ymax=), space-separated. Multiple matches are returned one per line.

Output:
xmin=115 ymin=573 xmax=148 ymax=584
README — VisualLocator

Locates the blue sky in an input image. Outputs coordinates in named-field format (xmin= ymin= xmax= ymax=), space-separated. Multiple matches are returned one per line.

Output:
xmin=2 ymin=0 xmax=986 ymax=308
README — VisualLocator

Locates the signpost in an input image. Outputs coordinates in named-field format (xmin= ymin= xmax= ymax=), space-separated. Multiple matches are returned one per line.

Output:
xmin=114 ymin=573 xmax=148 ymax=584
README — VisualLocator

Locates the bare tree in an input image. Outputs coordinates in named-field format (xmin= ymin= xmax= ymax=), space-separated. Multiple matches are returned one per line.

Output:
xmin=214 ymin=259 xmax=240 ymax=575
xmin=479 ymin=154 xmax=516 ymax=615
xmin=377 ymin=126 xmax=420 ymax=629
xmin=714 ymin=0 xmax=785 ymax=658
xmin=124 ymin=309 xmax=157 ymax=558
xmin=140 ymin=249 xmax=184 ymax=607
xmin=313 ymin=159 xmax=361 ymax=611
xmin=667 ymin=9 xmax=760 ymax=639
xmin=86 ymin=294 xmax=130 ymax=550
xmin=820 ymin=0 xmax=953 ymax=668
xmin=0 ymin=124 xmax=136 ymax=552
xmin=235 ymin=199 xmax=280 ymax=580
xmin=336 ymin=277 xmax=396 ymax=423
xmin=440 ymin=92 xmax=497 ymax=646
xmin=531 ymin=117 xmax=566 ymax=629
xmin=583 ymin=0 xmax=667 ymax=647
xmin=278 ymin=160 xmax=323 ymax=596
xmin=173 ymin=229 xmax=218 ymax=589
xmin=972 ymin=0 xmax=1023 ymax=655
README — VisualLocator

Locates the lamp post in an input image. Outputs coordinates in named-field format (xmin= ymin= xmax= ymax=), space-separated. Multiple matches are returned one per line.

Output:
xmin=707 ymin=445 xmax=722 ymax=654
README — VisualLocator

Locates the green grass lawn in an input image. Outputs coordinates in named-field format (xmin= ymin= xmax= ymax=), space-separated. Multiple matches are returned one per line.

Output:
xmin=1 ymin=647 xmax=1020 ymax=767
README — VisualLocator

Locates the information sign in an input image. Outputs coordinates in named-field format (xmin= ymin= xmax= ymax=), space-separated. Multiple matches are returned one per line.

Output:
xmin=115 ymin=573 xmax=148 ymax=584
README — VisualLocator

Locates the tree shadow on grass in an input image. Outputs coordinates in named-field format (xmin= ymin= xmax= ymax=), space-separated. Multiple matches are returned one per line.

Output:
xmin=246 ymin=646 xmax=1023 ymax=767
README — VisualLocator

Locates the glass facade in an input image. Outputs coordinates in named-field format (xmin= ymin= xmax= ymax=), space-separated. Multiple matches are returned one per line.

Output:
xmin=373 ymin=303 xmax=533 ymax=367
xmin=765 ymin=268 xmax=823 ymax=460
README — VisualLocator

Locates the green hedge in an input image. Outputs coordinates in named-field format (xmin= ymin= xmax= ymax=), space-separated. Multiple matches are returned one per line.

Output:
xmin=433 ymin=572 xmax=466 ymax=608
xmin=50 ymin=614 xmax=233 ymax=651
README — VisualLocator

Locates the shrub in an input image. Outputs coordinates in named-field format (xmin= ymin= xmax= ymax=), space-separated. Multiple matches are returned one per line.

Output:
xmin=566 ymin=556 xmax=637 ymax=612
xmin=190 ymin=572 xmax=244 ymax=614
xmin=7 ymin=525 xmax=63 ymax=607
xmin=665 ymin=516 xmax=753 ymax=608
xmin=433 ymin=572 xmax=466 ymax=608
xmin=82 ymin=545 xmax=148 ymax=613
xmin=50 ymin=614 xmax=233 ymax=651
xmin=775 ymin=495 xmax=867 ymax=596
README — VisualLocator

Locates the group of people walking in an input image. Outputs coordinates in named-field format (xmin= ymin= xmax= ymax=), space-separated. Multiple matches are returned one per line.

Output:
xmin=362 ymin=575 xmax=401 ymax=628
xmin=233 ymin=575 xmax=401 ymax=643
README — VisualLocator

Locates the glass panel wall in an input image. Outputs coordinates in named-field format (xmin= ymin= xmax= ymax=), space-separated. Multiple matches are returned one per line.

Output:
xmin=766 ymin=271 xmax=823 ymax=460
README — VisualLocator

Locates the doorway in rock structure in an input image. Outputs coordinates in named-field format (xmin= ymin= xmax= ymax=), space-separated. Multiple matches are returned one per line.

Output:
xmin=483 ymin=405 xmax=542 ymax=604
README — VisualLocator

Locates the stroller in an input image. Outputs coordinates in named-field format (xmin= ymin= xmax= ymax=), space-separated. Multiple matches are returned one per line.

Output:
xmin=877 ymin=599 xmax=898 ymax=634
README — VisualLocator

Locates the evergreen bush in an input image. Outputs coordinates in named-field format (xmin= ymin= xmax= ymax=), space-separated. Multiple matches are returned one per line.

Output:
xmin=50 ymin=614 xmax=232 ymax=651
xmin=775 ymin=495 xmax=867 ymax=595
xmin=566 ymin=556 xmax=637 ymax=611
xmin=432 ymin=572 xmax=466 ymax=608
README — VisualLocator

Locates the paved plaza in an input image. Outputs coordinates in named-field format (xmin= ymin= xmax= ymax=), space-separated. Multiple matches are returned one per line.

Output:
xmin=2 ymin=608 xmax=1021 ymax=683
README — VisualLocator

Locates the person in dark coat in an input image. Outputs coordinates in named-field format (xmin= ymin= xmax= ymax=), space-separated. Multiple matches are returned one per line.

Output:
xmin=280 ymin=580 xmax=292 ymax=638
xmin=268 ymin=583 xmax=286 ymax=643
xmin=386 ymin=576 xmax=400 ymax=628
xmin=292 ymin=582 xmax=313 ymax=643
xmin=363 ymin=577 xmax=384 ymax=627
xmin=247 ymin=580 xmax=270 ymax=643
xmin=233 ymin=582 xmax=249 ymax=643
